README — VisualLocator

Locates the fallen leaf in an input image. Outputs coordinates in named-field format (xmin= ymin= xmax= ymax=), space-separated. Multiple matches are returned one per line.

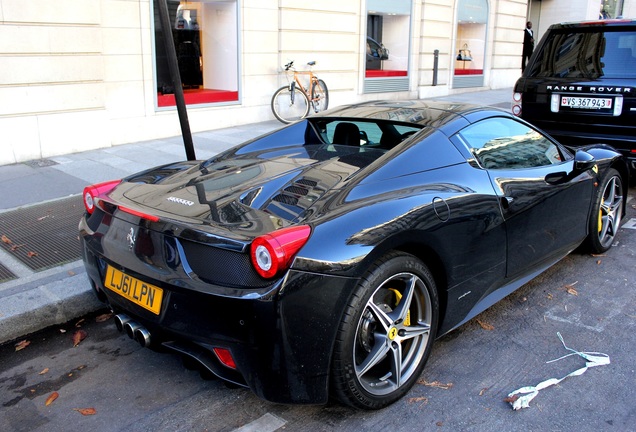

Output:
xmin=27 ymin=251 xmax=38 ymax=258
xmin=77 ymin=365 xmax=87 ymax=370
xmin=37 ymin=215 xmax=51 ymax=221
xmin=15 ymin=340 xmax=30 ymax=351
xmin=59 ymin=328 xmax=67 ymax=334
xmin=72 ymin=329 xmax=88 ymax=347
xmin=479 ymin=387 xmax=489 ymax=396
xmin=476 ymin=319 xmax=494 ymax=331
xmin=39 ymin=368 xmax=50 ymax=375
xmin=74 ymin=318 xmax=85 ymax=328
xmin=436 ymin=422 xmax=444 ymax=427
xmin=597 ymin=260 xmax=602 ymax=265
xmin=565 ymin=284 xmax=578 ymax=296
xmin=1 ymin=234 xmax=12 ymax=244
xmin=418 ymin=379 xmax=453 ymax=390
xmin=547 ymin=293 xmax=553 ymax=300
xmin=68 ymin=270 xmax=76 ymax=276
xmin=10 ymin=244 xmax=25 ymax=251
xmin=95 ymin=313 xmax=113 ymax=323
xmin=408 ymin=396 xmax=428 ymax=405
xmin=74 ymin=408 xmax=97 ymax=416
xmin=45 ymin=392 xmax=59 ymax=406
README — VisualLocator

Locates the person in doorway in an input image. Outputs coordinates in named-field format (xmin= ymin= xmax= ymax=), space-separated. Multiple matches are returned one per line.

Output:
xmin=522 ymin=21 xmax=534 ymax=72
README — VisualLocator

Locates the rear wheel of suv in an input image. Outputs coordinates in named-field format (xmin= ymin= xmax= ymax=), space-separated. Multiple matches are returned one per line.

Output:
xmin=584 ymin=168 xmax=624 ymax=253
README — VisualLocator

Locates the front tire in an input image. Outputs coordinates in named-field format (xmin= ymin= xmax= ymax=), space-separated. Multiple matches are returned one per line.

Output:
xmin=271 ymin=86 xmax=310 ymax=123
xmin=331 ymin=252 xmax=439 ymax=409
xmin=584 ymin=168 xmax=624 ymax=253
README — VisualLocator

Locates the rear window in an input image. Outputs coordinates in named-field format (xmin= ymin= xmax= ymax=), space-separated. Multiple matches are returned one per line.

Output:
xmin=527 ymin=28 xmax=636 ymax=79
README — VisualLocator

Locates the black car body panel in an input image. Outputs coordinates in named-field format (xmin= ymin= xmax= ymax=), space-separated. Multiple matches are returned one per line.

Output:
xmin=513 ymin=19 xmax=636 ymax=170
xmin=79 ymin=100 xmax=627 ymax=405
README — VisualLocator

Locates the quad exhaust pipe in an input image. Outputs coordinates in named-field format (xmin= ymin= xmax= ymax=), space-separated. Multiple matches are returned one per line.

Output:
xmin=114 ymin=314 xmax=152 ymax=348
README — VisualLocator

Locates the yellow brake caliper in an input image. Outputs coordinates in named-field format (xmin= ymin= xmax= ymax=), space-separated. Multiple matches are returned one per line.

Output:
xmin=389 ymin=288 xmax=411 ymax=326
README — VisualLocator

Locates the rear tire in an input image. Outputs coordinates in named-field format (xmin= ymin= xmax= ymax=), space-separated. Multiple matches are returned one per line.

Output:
xmin=330 ymin=251 xmax=439 ymax=409
xmin=584 ymin=168 xmax=624 ymax=253
xmin=311 ymin=79 xmax=329 ymax=113
xmin=271 ymin=86 xmax=310 ymax=123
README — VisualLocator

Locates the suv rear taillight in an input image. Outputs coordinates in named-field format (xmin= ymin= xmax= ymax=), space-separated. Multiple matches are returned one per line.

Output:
xmin=512 ymin=92 xmax=522 ymax=116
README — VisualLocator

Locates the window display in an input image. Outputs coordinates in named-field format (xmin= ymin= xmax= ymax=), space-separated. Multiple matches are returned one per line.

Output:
xmin=454 ymin=0 xmax=488 ymax=88
xmin=364 ymin=0 xmax=411 ymax=92
xmin=153 ymin=0 xmax=239 ymax=107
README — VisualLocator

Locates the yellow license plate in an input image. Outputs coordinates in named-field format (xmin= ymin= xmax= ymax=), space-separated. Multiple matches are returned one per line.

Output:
xmin=104 ymin=266 xmax=164 ymax=315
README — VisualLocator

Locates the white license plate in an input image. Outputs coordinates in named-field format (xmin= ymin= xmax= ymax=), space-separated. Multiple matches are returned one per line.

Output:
xmin=551 ymin=94 xmax=622 ymax=115
xmin=560 ymin=96 xmax=613 ymax=109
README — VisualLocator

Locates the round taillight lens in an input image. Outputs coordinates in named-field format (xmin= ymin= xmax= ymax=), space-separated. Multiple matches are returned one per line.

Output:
xmin=84 ymin=191 xmax=95 ymax=212
xmin=254 ymin=244 xmax=273 ymax=272
xmin=250 ymin=225 xmax=311 ymax=279
xmin=512 ymin=104 xmax=522 ymax=116
xmin=513 ymin=92 xmax=522 ymax=102
xmin=83 ymin=180 xmax=121 ymax=214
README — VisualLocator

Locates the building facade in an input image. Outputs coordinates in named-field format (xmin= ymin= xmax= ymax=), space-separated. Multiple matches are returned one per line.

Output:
xmin=0 ymin=0 xmax=632 ymax=165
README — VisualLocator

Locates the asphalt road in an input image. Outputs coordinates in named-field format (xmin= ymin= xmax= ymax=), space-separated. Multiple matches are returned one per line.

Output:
xmin=1 ymin=188 xmax=634 ymax=432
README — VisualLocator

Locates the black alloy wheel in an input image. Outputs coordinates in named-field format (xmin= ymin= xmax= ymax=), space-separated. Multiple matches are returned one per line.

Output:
xmin=331 ymin=251 xmax=439 ymax=409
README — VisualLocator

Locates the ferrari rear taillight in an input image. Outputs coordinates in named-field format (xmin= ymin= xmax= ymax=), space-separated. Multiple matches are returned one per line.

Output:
xmin=250 ymin=225 xmax=311 ymax=279
xmin=83 ymin=180 xmax=121 ymax=214
xmin=118 ymin=205 xmax=160 ymax=222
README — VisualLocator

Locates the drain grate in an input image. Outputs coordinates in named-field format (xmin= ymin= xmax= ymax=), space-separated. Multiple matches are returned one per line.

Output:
xmin=22 ymin=159 xmax=59 ymax=168
xmin=0 ymin=262 xmax=17 ymax=283
xmin=0 ymin=196 xmax=83 ymax=271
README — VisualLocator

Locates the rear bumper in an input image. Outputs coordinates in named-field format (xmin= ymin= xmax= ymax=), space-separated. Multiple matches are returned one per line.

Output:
xmin=80 ymin=224 xmax=357 ymax=404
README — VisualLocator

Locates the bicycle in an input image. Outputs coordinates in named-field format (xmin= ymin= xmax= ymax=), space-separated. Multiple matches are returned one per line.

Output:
xmin=271 ymin=60 xmax=329 ymax=124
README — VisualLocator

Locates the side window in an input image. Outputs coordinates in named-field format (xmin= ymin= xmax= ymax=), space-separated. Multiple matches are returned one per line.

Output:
xmin=458 ymin=118 xmax=565 ymax=170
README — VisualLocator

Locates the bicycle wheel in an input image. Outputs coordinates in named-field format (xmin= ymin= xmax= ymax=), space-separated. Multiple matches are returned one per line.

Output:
xmin=271 ymin=86 xmax=310 ymax=124
xmin=311 ymin=79 xmax=329 ymax=114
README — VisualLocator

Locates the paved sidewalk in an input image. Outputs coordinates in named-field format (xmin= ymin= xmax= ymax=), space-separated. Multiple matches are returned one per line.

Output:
xmin=0 ymin=88 xmax=513 ymax=344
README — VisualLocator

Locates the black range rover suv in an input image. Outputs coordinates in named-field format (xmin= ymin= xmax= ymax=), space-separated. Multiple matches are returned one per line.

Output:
xmin=513 ymin=19 xmax=636 ymax=173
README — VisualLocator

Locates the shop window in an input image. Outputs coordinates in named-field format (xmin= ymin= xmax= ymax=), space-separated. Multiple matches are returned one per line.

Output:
xmin=153 ymin=0 xmax=239 ymax=107
xmin=364 ymin=0 xmax=411 ymax=93
xmin=453 ymin=0 xmax=487 ymax=88
xmin=599 ymin=0 xmax=624 ymax=19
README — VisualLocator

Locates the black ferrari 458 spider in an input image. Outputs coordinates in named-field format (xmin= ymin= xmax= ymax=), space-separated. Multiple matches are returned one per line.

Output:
xmin=79 ymin=101 xmax=628 ymax=409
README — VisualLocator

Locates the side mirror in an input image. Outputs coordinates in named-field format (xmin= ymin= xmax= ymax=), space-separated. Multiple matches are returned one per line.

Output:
xmin=573 ymin=150 xmax=596 ymax=173
xmin=545 ymin=150 xmax=596 ymax=185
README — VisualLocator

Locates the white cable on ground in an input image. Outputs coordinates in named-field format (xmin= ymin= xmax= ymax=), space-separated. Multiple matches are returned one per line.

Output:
xmin=506 ymin=332 xmax=610 ymax=410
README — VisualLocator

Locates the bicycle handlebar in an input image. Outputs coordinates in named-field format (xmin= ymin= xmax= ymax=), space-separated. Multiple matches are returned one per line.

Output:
xmin=283 ymin=60 xmax=317 ymax=71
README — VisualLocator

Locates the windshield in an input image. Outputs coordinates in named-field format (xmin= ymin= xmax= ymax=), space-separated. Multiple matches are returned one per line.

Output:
xmin=528 ymin=28 xmax=636 ymax=79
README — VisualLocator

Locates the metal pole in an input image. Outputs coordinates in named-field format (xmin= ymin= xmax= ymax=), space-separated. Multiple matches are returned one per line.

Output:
xmin=157 ymin=0 xmax=196 ymax=161
xmin=433 ymin=49 xmax=439 ymax=86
